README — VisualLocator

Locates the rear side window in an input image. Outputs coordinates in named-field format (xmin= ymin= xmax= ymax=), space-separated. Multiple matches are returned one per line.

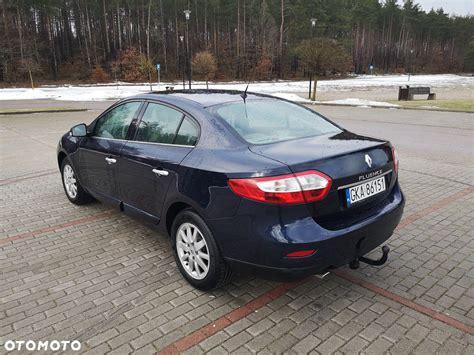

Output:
xmin=175 ymin=118 xmax=199 ymax=146
xmin=208 ymin=99 xmax=340 ymax=144
xmin=94 ymin=102 xmax=141 ymax=139
xmin=135 ymin=103 xmax=184 ymax=144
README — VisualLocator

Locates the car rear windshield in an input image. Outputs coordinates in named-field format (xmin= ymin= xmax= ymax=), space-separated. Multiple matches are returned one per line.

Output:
xmin=208 ymin=98 xmax=341 ymax=144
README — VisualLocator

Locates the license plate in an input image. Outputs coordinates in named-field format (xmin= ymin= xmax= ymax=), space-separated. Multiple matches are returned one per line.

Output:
xmin=345 ymin=176 xmax=386 ymax=206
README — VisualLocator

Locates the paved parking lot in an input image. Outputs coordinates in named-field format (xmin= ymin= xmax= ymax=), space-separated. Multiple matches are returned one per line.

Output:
xmin=1 ymin=102 xmax=473 ymax=354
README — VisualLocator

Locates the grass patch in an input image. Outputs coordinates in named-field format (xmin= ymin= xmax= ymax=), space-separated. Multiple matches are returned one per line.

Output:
xmin=0 ymin=107 xmax=86 ymax=114
xmin=389 ymin=99 xmax=474 ymax=112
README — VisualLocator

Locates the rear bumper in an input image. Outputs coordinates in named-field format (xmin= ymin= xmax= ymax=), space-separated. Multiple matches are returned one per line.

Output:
xmin=214 ymin=184 xmax=405 ymax=281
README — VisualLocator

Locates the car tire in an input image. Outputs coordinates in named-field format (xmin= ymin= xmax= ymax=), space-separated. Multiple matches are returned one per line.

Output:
xmin=61 ymin=158 xmax=93 ymax=205
xmin=172 ymin=209 xmax=233 ymax=290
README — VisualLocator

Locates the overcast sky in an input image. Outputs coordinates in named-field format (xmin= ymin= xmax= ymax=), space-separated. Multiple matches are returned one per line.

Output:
xmin=401 ymin=0 xmax=473 ymax=16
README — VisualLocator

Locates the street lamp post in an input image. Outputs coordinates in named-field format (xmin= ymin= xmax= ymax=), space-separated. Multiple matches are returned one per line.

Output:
xmin=179 ymin=35 xmax=185 ymax=89
xmin=309 ymin=18 xmax=318 ymax=101
xmin=310 ymin=18 xmax=317 ymax=38
xmin=408 ymin=49 xmax=414 ymax=81
xmin=184 ymin=9 xmax=192 ymax=89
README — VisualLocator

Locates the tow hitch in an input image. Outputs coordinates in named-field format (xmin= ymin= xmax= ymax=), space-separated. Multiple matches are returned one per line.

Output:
xmin=349 ymin=245 xmax=390 ymax=270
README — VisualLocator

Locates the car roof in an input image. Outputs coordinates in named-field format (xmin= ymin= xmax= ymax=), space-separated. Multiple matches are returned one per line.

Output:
xmin=129 ymin=89 xmax=273 ymax=108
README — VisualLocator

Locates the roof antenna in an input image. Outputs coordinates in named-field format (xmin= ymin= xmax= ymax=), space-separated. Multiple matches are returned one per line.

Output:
xmin=240 ymin=84 xmax=249 ymax=103
xmin=240 ymin=83 xmax=250 ymax=121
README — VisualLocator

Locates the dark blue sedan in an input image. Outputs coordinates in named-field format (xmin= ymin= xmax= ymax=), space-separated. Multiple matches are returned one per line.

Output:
xmin=57 ymin=90 xmax=404 ymax=290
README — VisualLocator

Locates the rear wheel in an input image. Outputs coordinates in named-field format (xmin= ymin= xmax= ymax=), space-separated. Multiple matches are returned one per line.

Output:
xmin=172 ymin=210 xmax=233 ymax=290
xmin=61 ymin=158 xmax=93 ymax=205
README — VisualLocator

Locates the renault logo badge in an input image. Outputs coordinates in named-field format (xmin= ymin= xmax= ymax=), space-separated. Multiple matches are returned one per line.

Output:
xmin=365 ymin=154 xmax=373 ymax=168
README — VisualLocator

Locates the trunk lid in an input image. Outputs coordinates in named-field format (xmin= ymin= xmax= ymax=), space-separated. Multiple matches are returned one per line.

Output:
xmin=249 ymin=131 xmax=397 ymax=230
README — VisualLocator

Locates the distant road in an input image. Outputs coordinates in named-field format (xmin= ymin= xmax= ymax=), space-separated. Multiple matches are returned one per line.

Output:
xmin=312 ymin=105 xmax=473 ymax=167
xmin=0 ymin=99 xmax=472 ymax=170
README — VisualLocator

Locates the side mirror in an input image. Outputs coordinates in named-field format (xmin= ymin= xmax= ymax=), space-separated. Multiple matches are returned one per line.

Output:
xmin=70 ymin=123 xmax=88 ymax=137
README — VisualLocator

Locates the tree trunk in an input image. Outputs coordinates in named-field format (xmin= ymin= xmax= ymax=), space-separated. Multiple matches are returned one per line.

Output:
xmin=194 ymin=0 xmax=199 ymax=42
xmin=243 ymin=0 xmax=246 ymax=78
xmin=127 ymin=8 xmax=132 ymax=48
xmin=16 ymin=6 xmax=24 ymax=60
xmin=85 ymin=0 xmax=97 ymax=64
xmin=77 ymin=0 xmax=91 ymax=67
xmin=213 ymin=18 xmax=217 ymax=54
xmin=204 ymin=0 xmax=208 ymax=47
xmin=175 ymin=0 xmax=179 ymax=75
xmin=137 ymin=3 xmax=142 ymax=54
xmin=146 ymin=0 xmax=152 ymax=59
xmin=28 ymin=68 xmax=34 ymax=89
xmin=279 ymin=0 xmax=284 ymax=78
xmin=117 ymin=3 xmax=122 ymax=50
xmin=102 ymin=0 xmax=110 ymax=56
xmin=1 ymin=1 xmax=14 ymax=81
xmin=236 ymin=0 xmax=240 ymax=78
xmin=159 ymin=0 xmax=168 ymax=73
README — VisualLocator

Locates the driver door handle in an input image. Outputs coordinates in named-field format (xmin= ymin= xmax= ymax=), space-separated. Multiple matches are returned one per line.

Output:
xmin=152 ymin=168 xmax=169 ymax=177
xmin=105 ymin=157 xmax=117 ymax=165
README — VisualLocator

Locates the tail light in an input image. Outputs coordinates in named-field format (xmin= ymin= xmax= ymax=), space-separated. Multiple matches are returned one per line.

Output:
xmin=228 ymin=170 xmax=332 ymax=205
xmin=391 ymin=145 xmax=399 ymax=174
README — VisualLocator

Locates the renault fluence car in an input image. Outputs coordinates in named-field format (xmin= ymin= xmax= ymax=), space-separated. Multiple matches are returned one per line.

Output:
xmin=57 ymin=90 xmax=404 ymax=289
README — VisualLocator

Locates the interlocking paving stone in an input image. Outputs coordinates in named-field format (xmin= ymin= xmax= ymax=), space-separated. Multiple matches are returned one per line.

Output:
xmin=1 ymin=108 xmax=473 ymax=354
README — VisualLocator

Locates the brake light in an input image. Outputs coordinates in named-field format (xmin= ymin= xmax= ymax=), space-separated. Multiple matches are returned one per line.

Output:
xmin=391 ymin=146 xmax=399 ymax=174
xmin=286 ymin=250 xmax=316 ymax=258
xmin=228 ymin=170 xmax=332 ymax=205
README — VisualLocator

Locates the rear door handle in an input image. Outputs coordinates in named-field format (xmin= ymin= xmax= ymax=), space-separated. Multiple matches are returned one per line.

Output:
xmin=152 ymin=168 xmax=169 ymax=177
xmin=105 ymin=157 xmax=117 ymax=165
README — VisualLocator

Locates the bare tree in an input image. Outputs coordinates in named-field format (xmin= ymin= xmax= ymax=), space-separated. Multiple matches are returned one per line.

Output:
xmin=192 ymin=51 xmax=217 ymax=89
xmin=19 ymin=58 xmax=42 ymax=89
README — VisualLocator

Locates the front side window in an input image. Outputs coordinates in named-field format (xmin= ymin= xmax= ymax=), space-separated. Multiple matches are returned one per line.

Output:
xmin=208 ymin=99 xmax=341 ymax=144
xmin=135 ymin=103 xmax=184 ymax=144
xmin=94 ymin=102 xmax=141 ymax=139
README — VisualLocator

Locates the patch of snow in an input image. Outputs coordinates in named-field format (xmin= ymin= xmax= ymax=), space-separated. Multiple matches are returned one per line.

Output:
xmin=0 ymin=88 xmax=56 ymax=100
xmin=323 ymin=98 xmax=400 ymax=108
xmin=0 ymin=74 xmax=472 ymax=102
xmin=418 ymin=105 xmax=440 ymax=109
xmin=270 ymin=92 xmax=313 ymax=103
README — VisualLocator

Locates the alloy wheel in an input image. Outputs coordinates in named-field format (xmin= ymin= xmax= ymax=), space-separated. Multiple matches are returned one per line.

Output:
xmin=176 ymin=222 xmax=210 ymax=280
xmin=63 ymin=164 xmax=78 ymax=199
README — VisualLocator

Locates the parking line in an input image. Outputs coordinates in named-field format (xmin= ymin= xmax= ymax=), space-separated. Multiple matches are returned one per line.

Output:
xmin=0 ymin=170 xmax=57 ymax=186
xmin=1 ymin=181 xmax=472 ymax=351
xmin=397 ymin=186 xmax=474 ymax=229
xmin=157 ymin=186 xmax=474 ymax=353
xmin=333 ymin=270 xmax=474 ymax=335
xmin=158 ymin=279 xmax=309 ymax=355
xmin=0 ymin=210 xmax=114 ymax=247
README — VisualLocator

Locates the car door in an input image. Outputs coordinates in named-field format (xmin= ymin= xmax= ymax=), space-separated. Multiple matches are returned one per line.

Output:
xmin=78 ymin=101 xmax=143 ymax=207
xmin=118 ymin=101 xmax=199 ymax=222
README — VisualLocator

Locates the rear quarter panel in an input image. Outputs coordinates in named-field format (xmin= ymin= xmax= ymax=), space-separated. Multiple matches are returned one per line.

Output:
xmin=165 ymin=145 xmax=291 ymax=221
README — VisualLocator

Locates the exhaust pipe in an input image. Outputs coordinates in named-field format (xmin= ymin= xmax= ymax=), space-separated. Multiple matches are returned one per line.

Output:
xmin=315 ymin=271 xmax=330 ymax=279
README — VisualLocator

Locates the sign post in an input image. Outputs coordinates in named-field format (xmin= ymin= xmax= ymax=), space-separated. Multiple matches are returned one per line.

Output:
xmin=156 ymin=64 xmax=161 ymax=91
xmin=311 ymin=79 xmax=317 ymax=101
xmin=369 ymin=64 xmax=374 ymax=75
xmin=308 ymin=73 xmax=312 ymax=99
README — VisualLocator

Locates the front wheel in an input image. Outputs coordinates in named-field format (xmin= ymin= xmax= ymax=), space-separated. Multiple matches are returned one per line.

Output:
xmin=61 ymin=158 xmax=93 ymax=205
xmin=172 ymin=210 xmax=233 ymax=290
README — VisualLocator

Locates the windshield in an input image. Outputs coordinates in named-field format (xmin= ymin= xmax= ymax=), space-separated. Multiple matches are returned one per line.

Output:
xmin=208 ymin=98 xmax=341 ymax=144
